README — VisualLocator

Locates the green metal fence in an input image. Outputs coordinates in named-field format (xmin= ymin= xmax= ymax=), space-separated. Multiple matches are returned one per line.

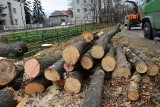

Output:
xmin=7 ymin=23 xmax=116 ymax=57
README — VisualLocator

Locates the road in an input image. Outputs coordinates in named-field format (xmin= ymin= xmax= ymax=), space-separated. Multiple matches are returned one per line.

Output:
xmin=124 ymin=27 xmax=160 ymax=42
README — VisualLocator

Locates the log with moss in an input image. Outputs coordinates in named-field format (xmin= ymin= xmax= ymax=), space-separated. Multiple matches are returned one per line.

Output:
xmin=82 ymin=67 xmax=105 ymax=107
xmin=0 ymin=42 xmax=28 ymax=58
xmin=125 ymin=51 xmax=147 ymax=74
xmin=62 ymin=40 xmax=92 ymax=65
xmin=64 ymin=71 xmax=83 ymax=93
xmin=44 ymin=59 xmax=65 ymax=82
xmin=128 ymin=72 xmax=141 ymax=101
xmin=90 ymin=23 xmax=121 ymax=59
xmin=24 ymin=77 xmax=52 ymax=95
xmin=0 ymin=87 xmax=17 ymax=107
xmin=101 ymin=42 xmax=116 ymax=72
xmin=129 ymin=46 xmax=158 ymax=76
xmin=112 ymin=45 xmax=131 ymax=78
xmin=24 ymin=50 xmax=62 ymax=78
xmin=0 ymin=59 xmax=17 ymax=88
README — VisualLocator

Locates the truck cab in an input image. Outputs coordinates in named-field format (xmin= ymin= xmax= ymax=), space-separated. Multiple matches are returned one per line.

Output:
xmin=142 ymin=0 xmax=160 ymax=39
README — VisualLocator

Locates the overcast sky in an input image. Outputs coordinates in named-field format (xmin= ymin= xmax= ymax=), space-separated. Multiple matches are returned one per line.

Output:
xmin=29 ymin=0 xmax=69 ymax=16
xmin=29 ymin=0 xmax=141 ymax=17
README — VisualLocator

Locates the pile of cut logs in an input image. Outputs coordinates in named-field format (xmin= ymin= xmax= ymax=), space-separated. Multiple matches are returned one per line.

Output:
xmin=0 ymin=24 xmax=159 ymax=107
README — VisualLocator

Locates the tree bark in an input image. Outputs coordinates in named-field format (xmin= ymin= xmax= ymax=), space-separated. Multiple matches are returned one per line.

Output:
xmin=101 ymin=42 xmax=116 ymax=72
xmin=62 ymin=40 xmax=92 ymax=65
xmin=128 ymin=72 xmax=141 ymax=101
xmin=8 ymin=65 xmax=24 ymax=91
xmin=64 ymin=71 xmax=83 ymax=93
xmin=129 ymin=46 xmax=158 ymax=76
xmin=44 ymin=59 xmax=65 ymax=82
xmin=112 ymin=45 xmax=131 ymax=78
xmin=0 ymin=87 xmax=17 ymax=107
xmin=82 ymin=67 xmax=105 ymax=107
xmin=0 ymin=42 xmax=28 ymax=58
xmin=0 ymin=59 xmax=17 ymax=87
xmin=24 ymin=77 xmax=52 ymax=95
xmin=90 ymin=23 xmax=121 ymax=59
xmin=24 ymin=50 xmax=62 ymax=78
xmin=126 ymin=51 xmax=147 ymax=74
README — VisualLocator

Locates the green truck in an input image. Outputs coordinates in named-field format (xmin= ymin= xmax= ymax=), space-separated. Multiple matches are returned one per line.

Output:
xmin=142 ymin=0 xmax=160 ymax=39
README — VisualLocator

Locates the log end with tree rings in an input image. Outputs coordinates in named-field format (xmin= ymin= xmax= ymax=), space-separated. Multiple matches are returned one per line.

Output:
xmin=63 ymin=63 xmax=74 ymax=72
xmin=112 ymin=67 xmax=131 ymax=79
xmin=136 ymin=61 xmax=147 ymax=74
xmin=44 ymin=68 xmax=60 ymax=81
xmin=0 ymin=60 xmax=16 ymax=86
xmin=81 ymin=55 xmax=93 ymax=70
xmin=83 ymin=32 xmax=94 ymax=42
xmin=101 ymin=55 xmax=116 ymax=72
xmin=24 ymin=58 xmax=40 ymax=78
xmin=128 ymin=91 xmax=139 ymax=101
xmin=147 ymin=64 xmax=159 ymax=76
xmin=62 ymin=45 xmax=80 ymax=65
xmin=24 ymin=83 xmax=45 ymax=95
xmin=64 ymin=77 xmax=82 ymax=94
xmin=91 ymin=45 xmax=104 ymax=59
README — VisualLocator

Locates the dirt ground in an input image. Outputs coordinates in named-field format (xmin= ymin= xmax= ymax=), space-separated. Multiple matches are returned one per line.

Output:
xmin=19 ymin=28 xmax=160 ymax=107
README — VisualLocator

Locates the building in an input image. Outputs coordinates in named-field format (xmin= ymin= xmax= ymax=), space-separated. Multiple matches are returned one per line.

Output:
xmin=71 ymin=0 xmax=97 ymax=21
xmin=0 ymin=0 xmax=26 ymax=28
xmin=49 ymin=10 xmax=72 ymax=26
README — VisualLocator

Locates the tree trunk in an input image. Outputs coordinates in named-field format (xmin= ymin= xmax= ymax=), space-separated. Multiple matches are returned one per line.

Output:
xmin=112 ymin=45 xmax=131 ymax=78
xmin=101 ymin=42 xmax=116 ymax=72
xmin=44 ymin=59 xmax=65 ymax=82
xmin=129 ymin=46 xmax=158 ymax=76
xmin=125 ymin=51 xmax=147 ymax=74
xmin=128 ymin=72 xmax=141 ymax=101
xmin=90 ymin=23 xmax=121 ymax=59
xmin=81 ymin=49 xmax=96 ymax=70
xmin=24 ymin=50 xmax=62 ymax=78
xmin=0 ymin=87 xmax=17 ymax=107
xmin=24 ymin=77 xmax=52 ymax=95
xmin=0 ymin=59 xmax=17 ymax=88
xmin=62 ymin=40 xmax=92 ymax=65
xmin=64 ymin=71 xmax=83 ymax=93
xmin=82 ymin=67 xmax=105 ymax=107
xmin=0 ymin=42 xmax=28 ymax=58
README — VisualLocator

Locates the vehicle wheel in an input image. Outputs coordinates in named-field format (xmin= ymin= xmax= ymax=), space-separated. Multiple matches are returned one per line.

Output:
xmin=143 ymin=22 xmax=154 ymax=40
xmin=127 ymin=24 xmax=131 ymax=30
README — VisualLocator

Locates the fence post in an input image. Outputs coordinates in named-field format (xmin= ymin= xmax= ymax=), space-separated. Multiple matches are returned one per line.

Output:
xmin=18 ymin=36 xmax=22 ymax=41
xmin=41 ymin=33 xmax=45 ymax=44
xmin=56 ymin=32 xmax=60 ymax=46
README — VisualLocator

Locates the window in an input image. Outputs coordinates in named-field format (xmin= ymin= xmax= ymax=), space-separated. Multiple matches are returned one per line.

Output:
xmin=77 ymin=9 xmax=80 ymax=13
xmin=15 ymin=19 xmax=18 ymax=25
xmin=90 ymin=0 xmax=93 ymax=3
xmin=84 ymin=0 xmax=86 ymax=3
xmin=13 ymin=8 xmax=16 ymax=14
xmin=77 ymin=0 xmax=79 ymax=4
xmin=84 ymin=8 xmax=87 ymax=12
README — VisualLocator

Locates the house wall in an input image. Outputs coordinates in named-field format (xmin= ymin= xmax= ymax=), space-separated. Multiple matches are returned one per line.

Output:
xmin=49 ymin=15 xmax=69 ymax=25
xmin=0 ymin=0 xmax=26 ymax=26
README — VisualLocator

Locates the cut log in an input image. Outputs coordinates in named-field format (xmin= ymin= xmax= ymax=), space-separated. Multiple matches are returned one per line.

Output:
xmin=64 ymin=71 xmax=83 ymax=93
xmin=82 ymin=67 xmax=105 ymax=107
xmin=63 ymin=62 xmax=74 ymax=72
xmin=128 ymin=72 xmax=141 ymax=101
xmin=101 ymin=42 xmax=116 ymax=72
xmin=0 ymin=59 xmax=17 ymax=87
xmin=41 ymin=44 xmax=53 ymax=50
xmin=62 ymin=40 xmax=91 ymax=65
xmin=125 ymin=51 xmax=147 ymax=74
xmin=8 ymin=65 xmax=24 ymax=91
xmin=129 ymin=46 xmax=158 ymax=76
xmin=24 ymin=77 xmax=52 ymax=95
xmin=112 ymin=45 xmax=131 ymax=78
xmin=0 ymin=87 xmax=17 ymax=107
xmin=90 ymin=23 xmax=121 ymax=59
xmin=44 ymin=59 xmax=65 ymax=82
xmin=80 ymin=49 xmax=96 ymax=70
xmin=24 ymin=50 xmax=62 ymax=78
xmin=0 ymin=42 xmax=28 ymax=58
xmin=16 ymin=95 xmax=29 ymax=107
